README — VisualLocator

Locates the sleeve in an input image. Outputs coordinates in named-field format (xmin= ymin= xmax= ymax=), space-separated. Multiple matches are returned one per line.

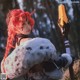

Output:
xmin=55 ymin=53 xmax=73 ymax=68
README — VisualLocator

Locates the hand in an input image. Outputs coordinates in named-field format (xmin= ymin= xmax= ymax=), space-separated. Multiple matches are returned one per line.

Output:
xmin=61 ymin=53 xmax=72 ymax=67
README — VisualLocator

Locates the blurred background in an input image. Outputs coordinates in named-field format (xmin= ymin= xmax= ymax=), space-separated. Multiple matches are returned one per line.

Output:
xmin=0 ymin=0 xmax=80 ymax=66
xmin=0 ymin=0 xmax=80 ymax=79
xmin=0 ymin=0 xmax=80 ymax=80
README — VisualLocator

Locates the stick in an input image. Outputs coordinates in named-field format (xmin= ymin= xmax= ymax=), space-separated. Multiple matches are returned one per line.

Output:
xmin=58 ymin=4 xmax=75 ymax=80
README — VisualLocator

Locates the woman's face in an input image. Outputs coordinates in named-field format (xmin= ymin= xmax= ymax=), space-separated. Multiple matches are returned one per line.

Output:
xmin=17 ymin=21 xmax=32 ymax=35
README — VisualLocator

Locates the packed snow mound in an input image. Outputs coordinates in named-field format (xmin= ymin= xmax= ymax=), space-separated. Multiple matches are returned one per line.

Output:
xmin=1 ymin=38 xmax=62 ymax=79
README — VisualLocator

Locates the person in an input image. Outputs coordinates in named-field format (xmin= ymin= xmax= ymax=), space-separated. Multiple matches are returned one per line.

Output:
xmin=1 ymin=9 xmax=72 ymax=80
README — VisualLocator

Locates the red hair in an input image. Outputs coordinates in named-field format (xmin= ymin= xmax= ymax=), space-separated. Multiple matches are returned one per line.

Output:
xmin=4 ymin=9 xmax=35 ymax=59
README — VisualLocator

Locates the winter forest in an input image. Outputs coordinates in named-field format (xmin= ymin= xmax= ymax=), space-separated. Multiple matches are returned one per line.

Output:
xmin=0 ymin=0 xmax=80 ymax=80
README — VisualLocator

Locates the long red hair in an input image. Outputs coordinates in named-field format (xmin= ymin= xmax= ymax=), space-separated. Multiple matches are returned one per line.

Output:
xmin=4 ymin=9 xmax=35 ymax=59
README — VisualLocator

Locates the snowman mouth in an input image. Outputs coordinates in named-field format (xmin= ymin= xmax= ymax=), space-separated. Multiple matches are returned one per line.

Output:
xmin=27 ymin=59 xmax=59 ymax=80
xmin=29 ymin=60 xmax=58 ymax=73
